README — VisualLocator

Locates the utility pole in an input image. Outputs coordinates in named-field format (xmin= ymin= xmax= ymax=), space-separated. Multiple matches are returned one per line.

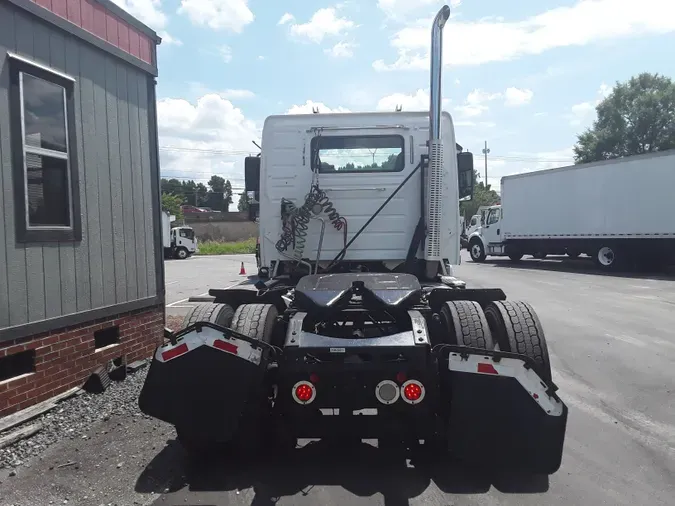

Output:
xmin=482 ymin=140 xmax=490 ymax=188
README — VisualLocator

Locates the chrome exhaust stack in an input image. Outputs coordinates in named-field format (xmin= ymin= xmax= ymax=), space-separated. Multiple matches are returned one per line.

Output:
xmin=424 ymin=5 xmax=451 ymax=277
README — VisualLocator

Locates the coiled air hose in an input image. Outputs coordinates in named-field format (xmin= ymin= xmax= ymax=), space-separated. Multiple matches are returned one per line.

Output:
xmin=276 ymin=184 xmax=348 ymax=261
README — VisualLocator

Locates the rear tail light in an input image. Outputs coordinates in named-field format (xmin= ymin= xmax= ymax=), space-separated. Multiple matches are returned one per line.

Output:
xmin=401 ymin=379 xmax=425 ymax=404
xmin=375 ymin=380 xmax=400 ymax=405
xmin=292 ymin=380 xmax=316 ymax=404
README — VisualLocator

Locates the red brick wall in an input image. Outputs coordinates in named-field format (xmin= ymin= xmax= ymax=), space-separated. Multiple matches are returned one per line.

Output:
xmin=0 ymin=304 xmax=164 ymax=417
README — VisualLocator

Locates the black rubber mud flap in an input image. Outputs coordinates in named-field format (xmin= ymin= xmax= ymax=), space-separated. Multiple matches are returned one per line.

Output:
xmin=138 ymin=341 xmax=268 ymax=443
xmin=443 ymin=369 xmax=567 ymax=474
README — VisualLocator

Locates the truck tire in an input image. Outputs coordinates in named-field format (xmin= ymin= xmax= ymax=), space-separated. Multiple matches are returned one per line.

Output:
xmin=181 ymin=302 xmax=234 ymax=330
xmin=439 ymin=301 xmax=494 ymax=349
xmin=508 ymin=252 xmax=523 ymax=261
xmin=483 ymin=301 xmax=552 ymax=383
xmin=468 ymin=238 xmax=486 ymax=262
xmin=177 ymin=303 xmax=281 ymax=460
xmin=174 ymin=246 xmax=189 ymax=260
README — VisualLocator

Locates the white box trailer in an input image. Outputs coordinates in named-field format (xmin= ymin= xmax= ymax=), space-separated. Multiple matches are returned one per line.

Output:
xmin=466 ymin=149 xmax=675 ymax=271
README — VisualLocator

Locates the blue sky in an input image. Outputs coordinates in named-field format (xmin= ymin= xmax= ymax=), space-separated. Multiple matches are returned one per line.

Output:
xmin=112 ymin=0 xmax=675 ymax=193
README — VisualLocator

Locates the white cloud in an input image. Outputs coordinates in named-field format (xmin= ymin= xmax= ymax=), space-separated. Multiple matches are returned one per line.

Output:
xmin=377 ymin=89 xmax=429 ymax=111
xmin=178 ymin=0 xmax=254 ymax=33
xmin=111 ymin=0 xmax=167 ymax=29
xmin=377 ymin=0 xmax=458 ymax=21
xmin=219 ymin=89 xmax=255 ymax=99
xmin=325 ymin=41 xmax=357 ymax=58
xmin=289 ymin=8 xmax=355 ymax=43
xmin=278 ymin=13 xmax=295 ymax=25
xmin=567 ymin=83 xmax=612 ymax=126
xmin=258 ymin=55 xmax=265 ymax=60
xmin=504 ymin=87 xmax=533 ymax=106
xmin=454 ymin=89 xmax=501 ymax=117
xmin=219 ymin=45 xmax=233 ymax=62
xmin=157 ymin=94 xmax=261 ymax=186
xmin=374 ymin=0 xmax=675 ymax=71
xmin=286 ymin=100 xmax=351 ymax=114
xmin=158 ymin=31 xmax=182 ymax=45
xmin=376 ymin=88 xmax=452 ymax=112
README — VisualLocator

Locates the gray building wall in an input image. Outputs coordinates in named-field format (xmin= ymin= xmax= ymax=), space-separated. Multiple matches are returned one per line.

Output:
xmin=0 ymin=1 xmax=162 ymax=340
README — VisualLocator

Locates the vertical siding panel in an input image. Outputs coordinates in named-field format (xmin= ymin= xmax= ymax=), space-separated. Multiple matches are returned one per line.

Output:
xmin=65 ymin=35 xmax=91 ymax=312
xmin=79 ymin=46 xmax=104 ymax=308
xmin=93 ymin=54 xmax=115 ymax=306
xmin=127 ymin=70 xmax=147 ymax=298
xmin=117 ymin=65 xmax=137 ymax=301
xmin=49 ymin=30 xmax=77 ymax=316
xmin=137 ymin=77 xmax=156 ymax=297
xmin=3 ymin=8 xmax=28 ymax=326
xmin=32 ymin=18 xmax=60 ymax=319
xmin=105 ymin=58 xmax=126 ymax=303
xmin=17 ymin=13 xmax=46 ymax=323
xmin=0 ymin=5 xmax=15 ymax=328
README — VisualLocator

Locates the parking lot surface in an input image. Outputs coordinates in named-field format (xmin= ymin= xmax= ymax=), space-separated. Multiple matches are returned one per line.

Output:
xmin=1 ymin=252 xmax=674 ymax=506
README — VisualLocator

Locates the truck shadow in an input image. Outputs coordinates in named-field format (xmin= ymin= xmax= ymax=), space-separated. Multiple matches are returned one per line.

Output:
xmin=479 ymin=255 xmax=675 ymax=281
xmin=136 ymin=438 xmax=549 ymax=504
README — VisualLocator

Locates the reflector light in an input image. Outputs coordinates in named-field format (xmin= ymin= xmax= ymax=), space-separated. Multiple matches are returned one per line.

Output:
xmin=401 ymin=379 xmax=425 ymax=404
xmin=292 ymin=380 xmax=316 ymax=404
xmin=161 ymin=343 xmax=188 ymax=362
xmin=213 ymin=339 xmax=238 ymax=354
xmin=477 ymin=363 xmax=499 ymax=375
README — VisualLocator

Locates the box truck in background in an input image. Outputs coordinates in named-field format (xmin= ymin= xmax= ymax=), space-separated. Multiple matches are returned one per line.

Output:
xmin=467 ymin=149 xmax=675 ymax=271
xmin=162 ymin=211 xmax=198 ymax=260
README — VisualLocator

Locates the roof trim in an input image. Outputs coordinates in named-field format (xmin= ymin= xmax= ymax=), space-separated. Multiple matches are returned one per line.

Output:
xmin=4 ymin=0 xmax=158 ymax=76
xmin=92 ymin=0 xmax=161 ymax=43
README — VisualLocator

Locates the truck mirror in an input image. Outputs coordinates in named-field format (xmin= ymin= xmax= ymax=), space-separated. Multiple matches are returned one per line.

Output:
xmin=245 ymin=156 xmax=260 ymax=199
xmin=457 ymin=151 xmax=474 ymax=200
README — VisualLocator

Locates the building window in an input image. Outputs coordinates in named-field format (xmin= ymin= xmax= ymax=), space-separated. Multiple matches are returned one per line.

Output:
xmin=310 ymin=135 xmax=405 ymax=173
xmin=9 ymin=53 xmax=81 ymax=242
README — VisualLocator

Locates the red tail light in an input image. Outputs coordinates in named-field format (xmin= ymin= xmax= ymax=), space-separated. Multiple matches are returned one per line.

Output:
xmin=401 ymin=380 xmax=425 ymax=404
xmin=292 ymin=380 xmax=316 ymax=404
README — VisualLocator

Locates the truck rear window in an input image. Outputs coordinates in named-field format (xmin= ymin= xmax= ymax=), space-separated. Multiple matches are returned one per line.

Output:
xmin=310 ymin=135 xmax=405 ymax=173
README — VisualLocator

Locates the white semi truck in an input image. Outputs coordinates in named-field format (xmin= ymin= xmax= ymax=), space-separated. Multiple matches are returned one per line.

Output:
xmin=162 ymin=211 xmax=198 ymax=259
xmin=467 ymin=150 xmax=675 ymax=271
xmin=140 ymin=5 xmax=568 ymax=475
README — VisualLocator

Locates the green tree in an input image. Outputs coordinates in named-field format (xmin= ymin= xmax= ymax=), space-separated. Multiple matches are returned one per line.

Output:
xmin=161 ymin=192 xmax=183 ymax=221
xmin=573 ymin=73 xmax=675 ymax=163
xmin=223 ymin=179 xmax=233 ymax=212
xmin=459 ymin=170 xmax=500 ymax=220
xmin=237 ymin=191 xmax=250 ymax=212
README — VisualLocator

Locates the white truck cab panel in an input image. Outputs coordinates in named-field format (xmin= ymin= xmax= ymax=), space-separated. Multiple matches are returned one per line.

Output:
xmin=258 ymin=111 xmax=461 ymax=271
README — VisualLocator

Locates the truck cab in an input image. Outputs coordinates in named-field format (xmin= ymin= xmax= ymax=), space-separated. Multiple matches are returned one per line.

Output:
xmin=467 ymin=204 xmax=511 ymax=261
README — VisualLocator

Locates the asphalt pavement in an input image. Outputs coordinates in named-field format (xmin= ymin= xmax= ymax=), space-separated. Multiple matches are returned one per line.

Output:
xmin=1 ymin=252 xmax=674 ymax=506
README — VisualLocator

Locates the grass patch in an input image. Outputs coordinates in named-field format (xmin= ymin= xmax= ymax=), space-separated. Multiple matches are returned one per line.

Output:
xmin=196 ymin=238 xmax=257 ymax=255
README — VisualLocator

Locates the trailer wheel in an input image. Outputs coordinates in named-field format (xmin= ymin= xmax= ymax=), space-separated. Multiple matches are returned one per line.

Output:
xmin=181 ymin=302 xmax=234 ymax=330
xmin=439 ymin=301 xmax=494 ymax=349
xmin=468 ymin=239 xmax=486 ymax=262
xmin=593 ymin=245 xmax=620 ymax=271
xmin=484 ymin=301 xmax=552 ymax=383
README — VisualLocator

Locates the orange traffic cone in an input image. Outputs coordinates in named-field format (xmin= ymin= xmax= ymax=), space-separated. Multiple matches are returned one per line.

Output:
xmin=239 ymin=262 xmax=246 ymax=275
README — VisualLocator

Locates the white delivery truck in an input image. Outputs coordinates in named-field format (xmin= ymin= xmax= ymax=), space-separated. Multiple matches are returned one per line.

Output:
xmin=162 ymin=211 xmax=198 ymax=259
xmin=467 ymin=149 xmax=675 ymax=271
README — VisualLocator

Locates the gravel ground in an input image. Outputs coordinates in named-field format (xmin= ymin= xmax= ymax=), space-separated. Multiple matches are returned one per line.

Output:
xmin=0 ymin=365 xmax=150 ymax=473
xmin=164 ymin=315 xmax=183 ymax=332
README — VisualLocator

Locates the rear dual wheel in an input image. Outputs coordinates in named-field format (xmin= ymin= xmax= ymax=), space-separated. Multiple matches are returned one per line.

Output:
xmin=176 ymin=303 xmax=288 ymax=460
xmin=483 ymin=301 xmax=552 ymax=383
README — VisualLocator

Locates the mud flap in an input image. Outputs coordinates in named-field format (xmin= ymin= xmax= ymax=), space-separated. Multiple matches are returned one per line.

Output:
xmin=441 ymin=350 xmax=567 ymax=474
xmin=138 ymin=324 xmax=270 ymax=442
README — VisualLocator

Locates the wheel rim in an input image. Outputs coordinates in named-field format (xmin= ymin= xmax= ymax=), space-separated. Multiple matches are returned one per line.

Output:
xmin=597 ymin=246 xmax=614 ymax=266
xmin=471 ymin=244 xmax=482 ymax=259
xmin=178 ymin=249 xmax=187 ymax=259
